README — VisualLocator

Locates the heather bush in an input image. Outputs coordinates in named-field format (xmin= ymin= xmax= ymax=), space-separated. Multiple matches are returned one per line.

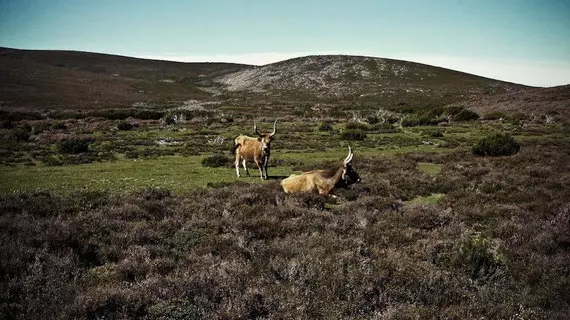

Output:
xmin=117 ymin=121 xmax=134 ymax=131
xmin=345 ymin=121 xmax=369 ymax=131
xmin=201 ymin=154 xmax=232 ymax=167
xmin=472 ymin=133 xmax=521 ymax=156
xmin=58 ymin=139 xmax=90 ymax=154
xmin=453 ymin=109 xmax=479 ymax=121
xmin=341 ymin=129 xmax=367 ymax=140
xmin=52 ymin=122 xmax=67 ymax=130
xmin=317 ymin=122 xmax=333 ymax=131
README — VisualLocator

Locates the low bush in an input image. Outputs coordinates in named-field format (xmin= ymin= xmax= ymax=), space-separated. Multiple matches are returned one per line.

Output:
xmin=483 ymin=111 xmax=507 ymax=120
xmin=0 ymin=120 xmax=13 ymax=129
xmin=472 ymin=133 xmax=521 ymax=156
xmin=318 ymin=122 xmax=333 ymax=132
xmin=202 ymin=154 xmax=233 ymax=167
xmin=402 ymin=115 xmax=438 ymax=127
xmin=6 ymin=126 xmax=32 ymax=141
xmin=345 ymin=122 xmax=369 ymax=131
xmin=58 ymin=139 xmax=90 ymax=154
xmin=52 ymin=122 xmax=68 ymax=130
xmin=453 ymin=109 xmax=479 ymax=121
xmin=117 ymin=121 xmax=134 ymax=131
xmin=341 ymin=129 xmax=367 ymax=141
xmin=366 ymin=116 xmax=380 ymax=124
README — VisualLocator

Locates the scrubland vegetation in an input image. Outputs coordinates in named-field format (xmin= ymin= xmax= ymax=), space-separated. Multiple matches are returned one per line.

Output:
xmin=1 ymin=103 xmax=569 ymax=320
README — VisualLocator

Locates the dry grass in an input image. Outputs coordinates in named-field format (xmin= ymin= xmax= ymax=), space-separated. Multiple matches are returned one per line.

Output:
xmin=1 ymin=140 xmax=569 ymax=319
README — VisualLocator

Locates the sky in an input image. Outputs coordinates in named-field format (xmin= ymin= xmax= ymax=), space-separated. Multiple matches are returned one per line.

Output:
xmin=1 ymin=0 xmax=569 ymax=87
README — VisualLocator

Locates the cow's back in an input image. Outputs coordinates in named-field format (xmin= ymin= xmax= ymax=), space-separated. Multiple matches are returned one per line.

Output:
xmin=281 ymin=173 xmax=315 ymax=193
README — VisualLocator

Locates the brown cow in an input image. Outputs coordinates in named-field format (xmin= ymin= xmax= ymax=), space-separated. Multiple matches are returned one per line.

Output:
xmin=281 ymin=146 xmax=361 ymax=195
xmin=231 ymin=120 xmax=278 ymax=179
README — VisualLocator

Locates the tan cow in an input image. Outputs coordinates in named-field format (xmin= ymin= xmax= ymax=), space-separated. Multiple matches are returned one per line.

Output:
xmin=231 ymin=120 xmax=278 ymax=179
xmin=281 ymin=146 xmax=361 ymax=195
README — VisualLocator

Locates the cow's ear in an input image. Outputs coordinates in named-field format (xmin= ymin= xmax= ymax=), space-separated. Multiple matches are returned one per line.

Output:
xmin=257 ymin=137 xmax=262 ymax=142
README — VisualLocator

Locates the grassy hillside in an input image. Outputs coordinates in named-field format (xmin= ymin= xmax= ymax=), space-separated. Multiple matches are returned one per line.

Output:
xmin=1 ymin=48 xmax=532 ymax=113
xmin=0 ymin=47 xmax=251 ymax=109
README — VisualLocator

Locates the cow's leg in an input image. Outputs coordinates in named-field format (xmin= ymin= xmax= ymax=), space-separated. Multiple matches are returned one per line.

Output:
xmin=255 ymin=160 xmax=264 ymax=179
xmin=235 ymin=156 xmax=241 ymax=177
xmin=242 ymin=159 xmax=250 ymax=176
xmin=263 ymin=156 xmax=269 ymax=179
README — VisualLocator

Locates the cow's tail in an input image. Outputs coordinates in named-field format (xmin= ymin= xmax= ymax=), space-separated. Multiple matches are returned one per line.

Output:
xmin=231 ymin=143 xmax=240 ymax=155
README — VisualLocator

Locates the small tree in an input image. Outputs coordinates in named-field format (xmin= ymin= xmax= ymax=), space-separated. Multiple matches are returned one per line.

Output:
xmin=472 ymin=133 xmax=520 ymax=156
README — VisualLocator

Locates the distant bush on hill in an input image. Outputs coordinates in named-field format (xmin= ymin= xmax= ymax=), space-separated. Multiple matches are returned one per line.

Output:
xmin=117 ymin=121 xmax=134 ymax=131
xmin=453 ymin=109 xmax=479 ymax=121
xmin=472 ymin=133 xmax=520 ymax=156
xmin=341 ymin=129 xmax=367 ymax=140
xmin=202 ymin=154 xmax=232 ymax=167
xmin=58 ymin=139 xmax=90 ymax=154
xmin=318 ymin=122 xmax=333 ymax=132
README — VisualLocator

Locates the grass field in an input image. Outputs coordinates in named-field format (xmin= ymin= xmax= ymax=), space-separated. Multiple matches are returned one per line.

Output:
xmin=1 ymin=110 xmax=569 ymax=319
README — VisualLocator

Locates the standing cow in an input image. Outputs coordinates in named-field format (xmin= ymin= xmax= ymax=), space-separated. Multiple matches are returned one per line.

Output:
xmin=231 ymin=120 xmax=278 ymax=179
xmin=281 ymin=146 xmax=361 ymax=195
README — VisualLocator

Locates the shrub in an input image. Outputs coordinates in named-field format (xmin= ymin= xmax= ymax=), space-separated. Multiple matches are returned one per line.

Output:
xmin=483 ymin=111 xmax=507 ymax=120
xmin=341 ymin=129 xmax=367 ymax=141
xmin=453 ymin=109 xmax=479 ymax=121
xmin=52 ymin=122 xmax=67 ymax=130
xmin=0 ymin=120 xmax=13 ymax=129
xmin=366 ymin=116 xmax=380 ymax=124
xmin=424 ymin=129 xmax=444 ymax=138
xmin=345 ymin=122 xmax=369 ymax=131
xmin=370 ymin=122 xmax=397 ymax=133
xmin=7 ymin=126 xmax=32 ymax=141
xmin=457 ymin=233 xmax=504 ymax=279
xmin=117 ymin=121 xmax=134 ymax=131
xmin=318 ymin=122 xmax=333 ymax=131
xmin=402 ymin=115 xmax=438 ymax=127
xmin=58 ymin=139 xmax=90 ymax=154
xmin=472 ymin=133 xmax=521 ymax=156
xmin=202 ymin=154 xmax=232 ymax=167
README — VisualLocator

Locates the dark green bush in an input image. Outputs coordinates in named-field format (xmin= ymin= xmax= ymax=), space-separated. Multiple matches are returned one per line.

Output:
xmin=402 ymin=115 xmax=438 ymax=127
xmin=58 ymin=139 xmax=90 ymax=154
xmin=133 ymin=110 xmax=164 ymax=120
xmin=345 ymin=122 xmax=369 ymax=131
xmin=472 ymin=133 xmax=521 ymax=156
xmin=483 ymin=111 xmax=507 ymax=120
xmin=370 ymin=122 xmax=397 ymax=132
xmin=366 ymin=116 xmax=380 ymax=124
xmin=318 ymin=122 xmax=333 ymax=131
xmin=424 ymin=129 xmax=444 ymax=138
xmin=201 ymin=154 xmax=232 ymax=167
xmin=453 ymin=109 xmax=479 ymax=121
xmin=52 ymin=122 xmax=67 ymax=130
xmin=7 ymin=126 xmax=32 ymax=141
xmin=0 ymin=120 xmax=13 ymax=129
xmin=117 ymin=121 xmax=134 ymax=131
xmin=341 ymin=129 xmax=367 ymax=141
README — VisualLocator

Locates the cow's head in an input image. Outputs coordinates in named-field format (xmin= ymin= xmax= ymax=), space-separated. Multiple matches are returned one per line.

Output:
xmin=341 ymin=146 xmax=361 ymax=185
xmin=254 ymin=119 xmax=278 ymax=154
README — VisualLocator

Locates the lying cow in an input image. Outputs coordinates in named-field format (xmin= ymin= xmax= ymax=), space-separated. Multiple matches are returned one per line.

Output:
xmin=281 ymin=146 xmax=361 ymax=195
xmin=231 ymin=119 xmax=278 ymax=179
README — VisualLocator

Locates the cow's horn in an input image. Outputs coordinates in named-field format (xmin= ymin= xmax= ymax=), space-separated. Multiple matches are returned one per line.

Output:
xmin=270 ymin=119 xmax=278 ymax=138
xmin=254 ymin=120 xmax=261 ymax=136
xmin=344 ymin=146 xmax=354 ymax=164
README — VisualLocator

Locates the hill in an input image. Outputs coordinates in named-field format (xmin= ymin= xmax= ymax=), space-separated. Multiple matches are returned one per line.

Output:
xmin=466 ymin=84 xmax=570 ymax=121
xmin=1 ymin=48 xmax=532 ymax=111
xmin=0 ymin=47 xmax=252 ymax=109
xmin=216 ymin=55 xmax=528 ymax=107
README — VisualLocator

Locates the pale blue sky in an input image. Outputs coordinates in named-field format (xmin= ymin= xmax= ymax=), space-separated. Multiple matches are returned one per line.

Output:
xmin=1 ymin=0 xmax=569 ymax=86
